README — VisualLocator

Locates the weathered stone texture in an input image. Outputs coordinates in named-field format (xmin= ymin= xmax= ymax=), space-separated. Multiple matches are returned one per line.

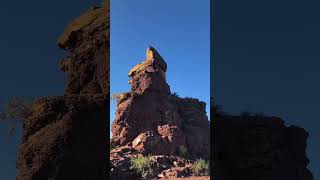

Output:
xmin=212 ymin=111 xmax=313 ymax=180
xmin=110 ymin=47 xmax=210 ymax=179
xmin=17 ymin=1 xmax=109 ymax=179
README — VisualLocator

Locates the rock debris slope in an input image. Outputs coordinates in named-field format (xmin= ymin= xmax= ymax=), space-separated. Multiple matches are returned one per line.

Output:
xmin=16 ymin=2 xmax=109 ymax=180
xmin=110 ymin=47 xmax=210 ymax=179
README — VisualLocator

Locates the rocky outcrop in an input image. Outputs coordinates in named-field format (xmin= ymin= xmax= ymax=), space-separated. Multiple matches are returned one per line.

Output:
xmin=212 ymin=110 xmax=313 ymax=180
xmin=110 ymin=146 xmax=208 ymax=180
xmin=110 ymin=47 xmax=210 ymax=179
xmin=17 ymin=95 xmax=106 ymax=180
xmin=58 ymin=4 xmax=109 ymax=95
xmin=16 ymin=1 xmax=109 ymax=180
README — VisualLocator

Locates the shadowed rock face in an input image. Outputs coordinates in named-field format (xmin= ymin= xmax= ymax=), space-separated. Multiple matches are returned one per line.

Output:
xmin=17 ymin=96 xmax=107 ymax=180
xmin=212 ymin=112 xmax=313 ymax=180
xmin=58 ymin=4 xmax=109 ymax=95
xmin=110 ymin=47 xmax=210 ymax=179
xmin=16 ymin=1 xmax=109 ymax=180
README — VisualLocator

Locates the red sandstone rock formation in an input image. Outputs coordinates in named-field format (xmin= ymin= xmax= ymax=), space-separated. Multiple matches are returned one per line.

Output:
xmin=212 ymin=105 xmax=313 ymax=180
xmin=16 ymin=1 xmax=109 ymax=180
xmin=110 ymin=47 xmax=210 ymax=179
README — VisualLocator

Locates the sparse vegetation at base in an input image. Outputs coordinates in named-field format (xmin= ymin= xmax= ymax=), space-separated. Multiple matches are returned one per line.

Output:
xmin=130 ymin=156 xmax=154 ymax=179
xmin=110 ymin=144 xmax=119 ymax=150
xmin=192 ymin=158 xmax=209 ymax=176
xmin=177 ymin=145 xmax=188 ymax=158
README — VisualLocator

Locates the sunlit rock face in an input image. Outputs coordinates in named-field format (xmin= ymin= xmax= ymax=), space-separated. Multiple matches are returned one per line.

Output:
xmin=16 ymin=1 xmax=109 ymax=180
xmin=110 ymin=47 xmax=210 ymax=179
xmin=111 ymin=46 xmax=210 ymax=159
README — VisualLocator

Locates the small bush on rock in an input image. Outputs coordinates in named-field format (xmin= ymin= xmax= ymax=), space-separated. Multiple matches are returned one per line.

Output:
xmin=130 ymin=156 xmax=154 ymax=179
xmin=177 ymin=145 xmax=188 ymax=158
xmin=192 ymin=158 xmax=209 ymax=176
xmin=110 ymin=144 xmax=119 ymax=150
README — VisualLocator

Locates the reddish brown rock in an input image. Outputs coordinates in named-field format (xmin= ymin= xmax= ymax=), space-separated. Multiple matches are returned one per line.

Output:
xmin=16 ymin=1 xmax=109 ymax=180
xmin=111 ymin=47 xmax=210 ymax=160
xmin=17 ymin=95 xmax=107 ymax=180
xmin=212 ymin=107 xmax=313 ymax=180
xmin=110 ymin=47 xmax=210 ymax=179
xmin=167 ymin=177 xmax=210 ymax=180
xmin=58 ymin=3 xmax=109 ymax=95
xmin=110 ymin=146 xmax=208 ymax=180
xmin=132 ymin=130 xmax=163 ymax=154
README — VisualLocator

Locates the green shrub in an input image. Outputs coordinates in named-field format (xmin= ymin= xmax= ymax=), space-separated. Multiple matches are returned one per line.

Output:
xmin=130 ymin=156 xmax=154 ymax=179
xmin=177 ymin=145 xmax=188 ymax=158
xmin=110 ymin=144 xmax=119 ymax=150
xmin=192 ymin=158 xmax=209 ymax=175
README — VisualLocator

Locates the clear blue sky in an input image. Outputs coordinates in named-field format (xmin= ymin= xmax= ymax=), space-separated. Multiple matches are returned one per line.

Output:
xmin=0 ymin=1 xmax=101 ymax=179
xmin=213 ymin=0 xmax=319 ymax=178
xmin=110 ymin=0 xmax=211 ymax=136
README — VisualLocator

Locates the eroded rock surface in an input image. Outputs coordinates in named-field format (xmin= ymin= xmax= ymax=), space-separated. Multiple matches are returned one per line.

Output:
xmin=58 ymin=3 xmax=109 ymax=95
xmin=17 ymin=95 xmax=107 ymax=180
xmin=110 ymin=47 xmax=210 ymax=179
xmin=17 ymin=1 xmax=109 ymax=180
xmin=110 ymin=146 xmax=209 ymax=180
xmin=212 ymin=111 xmax=313 ymax=180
